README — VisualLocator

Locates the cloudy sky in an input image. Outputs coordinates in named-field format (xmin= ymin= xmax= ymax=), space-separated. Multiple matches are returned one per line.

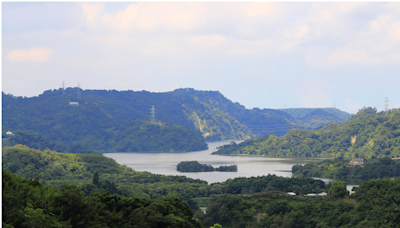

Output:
xmin=2 ymin=2 xmax=400 ymax=114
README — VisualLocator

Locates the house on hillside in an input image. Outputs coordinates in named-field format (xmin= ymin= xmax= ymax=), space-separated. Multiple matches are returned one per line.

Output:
xmin=349 ymin=158 xmax=364 ymax=166
xmin=69 ymin=102 xmax=79 ymax=106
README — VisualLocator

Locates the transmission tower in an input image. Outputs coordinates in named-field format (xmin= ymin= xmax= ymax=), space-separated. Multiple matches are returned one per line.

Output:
xmin=77 ymin=83 xmax=82 ymax=99
xmin=150 ymin=105 xmax=156 ymax=124
xmin=61 ymin=81 xmax=65 ymax=95
xmin=384 ymin=97 xmax=390 ymax=113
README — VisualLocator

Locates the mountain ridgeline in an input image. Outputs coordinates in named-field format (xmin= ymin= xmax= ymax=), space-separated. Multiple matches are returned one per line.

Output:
xmin=213 ymin=107 xmax=400 ymax=159
xmin=2 ymin=88 xmax=349 ymax=153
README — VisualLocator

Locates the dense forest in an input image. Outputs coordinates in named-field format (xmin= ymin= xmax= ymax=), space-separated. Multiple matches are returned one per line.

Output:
xmin=177 ymin=161 xmax=238 ymax=172
xmin=2 ymin=129 xmax=99 ymax=154
xmin=195 ymin=178 xmax=400 ymax=227
xmin=2 ymin=120 xmax=207 ymax=153
xmin=3 ymin=145 xmax=400 ymax=227
xmin=2 ymin=88 xmax=349 ymax=150
xmin=2 ymin=169 xmax=202 ymax=228
xmin=292 ymin=157 xmax=400 ymax=182
xmin=2 ymin=145 xmax=207 ymax=209
xmin=213 ymin=107 xmax=400 ymax=158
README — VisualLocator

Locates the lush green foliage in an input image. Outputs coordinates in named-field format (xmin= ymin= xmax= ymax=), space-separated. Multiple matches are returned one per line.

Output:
xmin=278 ymin=108 xmax=351 ymax=129
xmin=278 ymin=108 xmax=351 ymax=120
xmin=8 ymin=145 xmax=400 ymax=227
xmin=177 ymin=161 xmax=215 ymax=172
xmin=177 ymin=161 xmax=237 ymax=172
xmin=2 ymin=145 xmax=208 ymax=210
xmin=2 ymin=145 xmax=326 ymax=211
xmin=329 ymin=180 xmax=349 ymax=198
xmin=293 ymin=157 xmax=400 ymax=182
xmin=2 ymin=129 xmax=99 ymax=154
xmin=210 ymin=175 xmax=326 ymax=195
xmin=2 ymin=89 xmax=349 ymax=149
xmin=195 ymin=178 xmax=400 ymax=227
xmin=2 ymin=169 xmax=203 ymax=228
xmin=2 ymin=89 xmax=210 ymax=152
xmin=213 ymin=107 xmax=400 ymax=158
xmin=107 ymin=119 xmax=207 ymax=152
xmin=215 ymin=165 xmax=238 ymax=172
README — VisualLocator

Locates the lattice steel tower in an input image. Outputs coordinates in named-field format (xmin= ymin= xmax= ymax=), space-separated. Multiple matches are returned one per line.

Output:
xmin=61 ymin=81 xmax=65 ymax=95
xmin=384 ymin=97 xmax=390 ymax=113
xmin=77 ymin=83 xmax=82 ymax=99
xmin=150 ymin=105 xmax=156 ymax=124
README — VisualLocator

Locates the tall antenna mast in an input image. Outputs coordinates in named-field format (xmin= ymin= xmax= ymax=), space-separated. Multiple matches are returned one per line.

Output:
xmin=150 ymin=106 xmax=156 ymax=124
xmin=384 ymin=97 xmax=390 ymax=113
xmin=77 ymin=83 xmax=82 ymax=99
xmin=61 ymin=81 xmax=65 ymax=95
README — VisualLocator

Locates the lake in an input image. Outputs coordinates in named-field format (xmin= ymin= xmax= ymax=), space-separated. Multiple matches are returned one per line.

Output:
xmin=104 ymin=141 xmax=329 ymax=184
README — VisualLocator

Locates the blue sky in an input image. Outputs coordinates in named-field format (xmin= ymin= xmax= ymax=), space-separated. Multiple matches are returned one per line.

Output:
xmin=2 ymin=2 xmax=400 ymax=114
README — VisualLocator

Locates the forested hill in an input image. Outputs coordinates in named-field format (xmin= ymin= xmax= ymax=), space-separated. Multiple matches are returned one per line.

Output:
xmin=277 ymin=108 xmax=351 ymax=129
xmin=213 ymin=107 xmax=400 ymax=159
xmin=2 ymin=88 xmax=349 ymax=149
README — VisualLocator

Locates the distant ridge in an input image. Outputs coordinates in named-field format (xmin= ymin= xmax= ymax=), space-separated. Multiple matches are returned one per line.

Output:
xmin=277 ymin=107 xmax=351 ymax=119
xmin=213 ymin=107 xmax=400 ymax=159
xmin=2 ymin=88 xmax=351 ymax=153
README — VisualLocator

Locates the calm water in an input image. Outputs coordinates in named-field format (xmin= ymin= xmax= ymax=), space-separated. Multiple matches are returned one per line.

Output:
xmin=104 ymin=141 xmax=328 ymax=184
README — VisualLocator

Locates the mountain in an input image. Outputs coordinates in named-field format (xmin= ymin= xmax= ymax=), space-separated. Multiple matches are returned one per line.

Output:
xmin=277 ymin=107 xmax=351 ymax=119
xmin=2 ymin=88 xmax=350 ymax=152
xmin=277 ymin=108 xmax=351 ymax=129
xmin=213 ymin=107 xmax=400 ymax=159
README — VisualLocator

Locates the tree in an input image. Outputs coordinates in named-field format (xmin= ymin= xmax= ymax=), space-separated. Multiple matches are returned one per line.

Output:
xmin=93 ymin=171 xmax=99 ymax=185
xmin=330 ymin=181 xmax=348 ymax=198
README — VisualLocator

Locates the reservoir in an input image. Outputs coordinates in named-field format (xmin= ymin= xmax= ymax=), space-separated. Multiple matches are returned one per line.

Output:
xmin=104 ymin=141 xmax=327 ymax=184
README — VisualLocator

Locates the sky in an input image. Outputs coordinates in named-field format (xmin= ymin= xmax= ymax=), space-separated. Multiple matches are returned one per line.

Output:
xmin=2 ymin=2 xmax=400 ymax=114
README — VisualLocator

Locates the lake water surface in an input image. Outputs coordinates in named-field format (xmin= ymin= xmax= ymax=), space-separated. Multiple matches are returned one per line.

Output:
xmin=104 ymin=141 xmax=329 ymax=184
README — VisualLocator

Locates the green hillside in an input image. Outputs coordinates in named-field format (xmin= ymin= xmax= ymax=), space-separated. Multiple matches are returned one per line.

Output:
xmin=278 ymin=108 xmax=351 ymax=129
xmin=2 ymin=145 xmax=209 ymax=203
xmin=213 ymin=107 xmax=400 ymax=159
xmin=278 ymin=107 xmax=351 ymax=119
xmin=2 ymin=88 xmax=350 ymax=152
xmin=292 ymin=157 xmax=400 ymax=182
xmin=2 ymin=89 xmax=210 ymax=152
xmin=2 ymin=129 xmax=99 ymax=154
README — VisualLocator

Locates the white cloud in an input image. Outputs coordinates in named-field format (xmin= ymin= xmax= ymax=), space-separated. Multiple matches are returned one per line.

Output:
xmin=327 ymin=49 xmax=381 ymax=65
xmin=340 ymin=98 xmax=361 ymax=114
xmin=185 ymin=35 xmax=227 ymax=47
xmin=297 ymin=80 xmax=334 ymax=108
xmin=103 ymin=4 xmax=139 ymax=31
xmin=393 ymin=103 xmax=400 ymax=109
xmin=80 ymin=3 xmax=105 ymax=28
xmin=244 ymin=2 xmax=283 ymax=18
xmin=80 ymin=2 xmax=206 ymax=32
xmin=7 ymin=48 xmax=55 ymax=62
